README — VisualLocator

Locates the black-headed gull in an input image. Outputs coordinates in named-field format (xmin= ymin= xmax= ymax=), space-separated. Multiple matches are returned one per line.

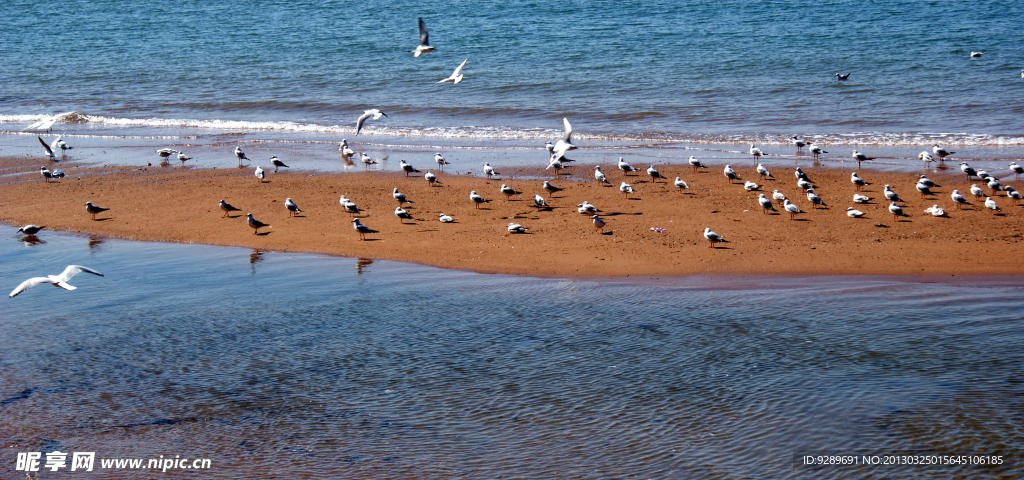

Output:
xmin=934 ymin=145 xmax=954 ymax=161
xmin=674 ymin=177 xmax=689 ymax=190
xmin=395 ymin=206 xmax=413 ymax=223
xmin=271 ymin=156 xmax=289 ymax=172
xmin=592 ymin=214 xmax=605 ymax=232
xmin=508 ymin=223 xmax=527 ymax=233
xmin=888 ymin=202 xmax=905 ymax=222
xmin=340 ymin=195 xmax=361 ymax=215
xmin=618 ymin=157 xmax=638 ymax=175
xmin=425 ymin=171 xmax=438 ymax=186
xmin=353 ymin=217 xmax=377 ymax=240
xmin=16 ymin=225 xmax=45 ymax=235
xmin=783 ymin=199 xmax=802 ymax=219
xmin=247 ymin=213 xmax=270 ymax=234
xmin=84 ymin=202 xmax=109 ymax=220
xmin=57 ymin=137 xmax=72 ymax=154
xmin=647 ymin=165 xmax=666 ymax=183
xmin=987 ymin=177 xmax=1002 ymax=192
xmin=970 ymin=51 xmax=984 ymax=57
xmin=411 ymin=18 xmax=434 ymax=57
xmin=551 ymin=118 xmax=576 ymax=161
xmin=545 ymin=154 xmax=565 ymax=174
xmin=51 ymin=169 xmax=64 ymax=179
xmin=951 ymin=190 xmax=970 ymax=209
xmin=40 ymin=166 xmax=53 ymax=182
xmin=847 ymin=207 xmax=865 ymax=218
xmin=393 ymin=188 xmax=412 ymax=205
xmin=703 ymin=227 xmax=727 ymax=248
xmin=435 ymin=153 xmax=449 ymax=170
xmin=790 ymin=136 xmax=806 ymax=149
xmin=399 ymin=159 xmax=420 ymax=176
xmin=688 ymin=156 xmax=706 ymax=172
xmin=470 ymin=190 xmax=486 ymax=209
xmin=220 ymin=199 xmax=242 ymax=218
xmin=356 ymin=109 xmax=387 ymax=135
xmin=9 ymin=265 xmax=103 ymax=298
xmin=437 ymin=58 xmax=467 ymax=84
xmin=254 ymin=166 xmax=265 ymax=182
xmin=758 ymin=194 xmax=775 ymax=214
xmin=359 ymin=152 xmax=378 ymax=170
xmin=851 ymin=172 xmax=869 ymax=191
xmin=285 ymin=198 xmax=302 ymax=217
xmin=724 ymin=165 xmax=740 ymax=183
xmin=806 ymin=188 xmax=826 ymax=209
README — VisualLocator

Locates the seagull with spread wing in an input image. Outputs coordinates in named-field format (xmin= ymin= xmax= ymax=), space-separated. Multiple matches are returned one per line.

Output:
xmin=10 ymin=265 xmax=104 ymax=297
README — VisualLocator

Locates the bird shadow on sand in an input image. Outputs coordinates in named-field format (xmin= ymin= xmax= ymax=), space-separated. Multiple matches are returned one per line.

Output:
xmin=604 ymin=212 xmax=642 ymax=216
xmin=93 ymin=218 xmax=113 ymax=222
xmin=532 ymin=206 xmax=554 ymax=212
xmin=361 ymin=238 xmax=382 ymax=241
xmin=291 ymin=215 xmax=306 ymax=218
xmin=256 ymin=232 xmax=272 ymax=236
xmin=599 ymin=231 xmax=613 ymax=236
xmin=792 ymin=218 xmax=810 ymax=222
xmin=226 ymin=214 xmax=243 ymax=219
xmin=710 ymin=246 xmax=733 ymax=250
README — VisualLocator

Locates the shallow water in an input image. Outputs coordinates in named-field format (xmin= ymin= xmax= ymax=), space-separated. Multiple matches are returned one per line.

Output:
xmin=1 ymin=226 xmax=1022 ymax=478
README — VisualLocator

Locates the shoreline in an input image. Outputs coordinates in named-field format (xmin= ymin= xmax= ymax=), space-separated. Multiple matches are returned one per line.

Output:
xmin=2 ymin=156 xmax=1023 ymax=277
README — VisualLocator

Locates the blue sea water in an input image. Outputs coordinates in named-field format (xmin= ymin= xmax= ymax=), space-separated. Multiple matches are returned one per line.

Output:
xmin=2 ymin=0 xmax=1024 ymax=146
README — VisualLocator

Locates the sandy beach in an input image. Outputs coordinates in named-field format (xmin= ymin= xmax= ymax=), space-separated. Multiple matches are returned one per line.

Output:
xmin=2 ymin=156 xmax=1022 ymax=277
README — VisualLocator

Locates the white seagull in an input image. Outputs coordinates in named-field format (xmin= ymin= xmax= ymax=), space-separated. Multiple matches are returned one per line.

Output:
xmin=399 ymin=159 xmax=420 ymax=176
xmin=355 ymin=109 xmax=387 ymax=135
xmin=340 ymin=195 xmax=361 ymax=216
xmin=783 ymin=199 xmax=802 ymax=219
xmin=271 ymin=156 xmax=289 ymax=172
xmin=850 ymin=172 xmax=869 ymax=191
xmin=970 ymin=184 xmax=984 ymax=198
xmin=853 ymin=193 xmax=871 ymax=203
xmin=594 ymin=165 xmax=608 ymax=184
xmin=985 ymin=196 xmax=1001 ymax=213
xmin=592 ymin=214 xmax=606 ymax=232
xmin=500 ymin=184 xmax=519 ymax=200
xmin=234 ymin=146 xmax=248 ymax=164
xmin=254 ymin=166 xmax=265 ymax=182
xmin=924 ymin=205 xmax=946 ymax=217
xmin=435 ymin=153 xmax=449 ymax=170
xmin=756 ymin=163 xmax=772 ymax=179
xmin=790 ymin=136 xmax=806 ymax=149
xmin=916 ymin=182 xmax=932 ymax=197
xmin=889 ymin=202 xmax=905 ymax=222
xmin=542 ymin=180 xmax=562 ymax=195
xmin=177 ymin=152 xmax=191 ymax=165
xmin=797 ymin=178 xmax=814 ymax=191
xmin=395 ymin=206 xmax=413 ymax=223
xmin=809 ymin=144 xmax=827 ymax=160
xmin=619 ymin=182 xmax=634 ymax=196
xmin=550 ymin=118 xmax=576 ymax=161
xmin=918 ymin=175 xmax=940 ymax=188
xmin=483 ymin=163 xmax=498 ymax=180
xmin=951 ymin=190 xmax=970 ymax=209
xmin=40 ymin=166 xmax=53 ymax=182
xmin=618 ymin=157 xmax=638 ymax=175
xmin=851 ymin=150 xmax=874 ymax=167
xmin=532 ymin=194 xmax=548 ymax=208
xmin=157 ymin=148 xmax=177 ymax=161
xmin=795 ymin=167 xmax=809 ymax=181
xmin=411 ymin=18 xmax=435 ymax=57
xmin=1010 ymin=162 xmax=1024 ymax=180
xmin=508 ymin=223 xmax=527 ymax=233
xmin=749 ymin=145 xmax=763 ymax=164
xmin=577 ymin=201 xmax=598 ymax=214
xmin=970 ymin=51 xmax=984 ymax=58
xmin=9 ymin=265 xmax=104 ymax=297
xmin=340 ymin=139 xmax=355 ymax=158
xmin=674 ymin=177 xmax=689 ymax=190
xmin=744 ymin=180 xmax=760 ymax=191
xmin=688 ymin=156 xmax=706 ymax=172
xmin=773 ymin=189 xmax=786 ymax=203
xmin=425 ymin=170 xmax=438 ymax=186
xmin=359 ymin=152 xmax=378 ymax=169
xmin=647 ymin=165 xmax=666 ymax=183
xmin=469 ymin=190 xmax=486 ymax=209
xmin=919 ymin=151 xmax=934 ymax=164
xmin=703 ymin=227 xmax=727 ymax=248
xmin=806 ymin=188 xmax=827 ymax=208
xmin=437 ymin=58 xmax=467 ymax=84
xmin=247 ymin=213 xmax=270 ymax=234
xmin=847 ymin=207 xmax=865 ymax=218
xmin=724 ymin=165 xmax=740 ymax=183
xmin=883 ymin=184 xmax=901 ymax=202
xmin=16 ymin=225 xmax=45 ymax=235
xmin=439 ymin=213 xmax=454 ymax=223
xmin=933 ymin=144 xmax=955 ymax=162
xmin=758 ymin=194 xmax=775 ymax=214
xmin=220 ymin=199 xmax=242 ymax=218
xmin=56 ymin=137 xmax=72 ymax=154
xmin=393 ymin=188 xmax=412 ymax=205
xmin=38 ymin=135 xmax=56 ymax=159
xmin=1005 ymin=186 xmax=1022 ymax=205
xmin=960 ymin=162 xmax=977 ymax=180
xmin=285 ymin=198 xmax=302 ymax=217
xmin=352 ymin=218 xmax=377 ymax=240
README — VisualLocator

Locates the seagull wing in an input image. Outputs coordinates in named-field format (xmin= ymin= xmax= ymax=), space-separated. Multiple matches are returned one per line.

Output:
xmin=9 ymin=277 xmax=51 ymax=297
xmin=57 ymin=265 xmax=104 ymax=282
xmin=38 ymin=136 xmax=54 ymax=156
xmin=51 ymin=135 xmax=63 ymax=154
xmin=418 ymin=18 xmax=429 ymax=46
xmin=562 ymin=118 xmax=573 ymax=142
xmin=355 ymin=111 xmax=372 ymax=135
xmin=452 ymin=58 xmax=467 ymax=77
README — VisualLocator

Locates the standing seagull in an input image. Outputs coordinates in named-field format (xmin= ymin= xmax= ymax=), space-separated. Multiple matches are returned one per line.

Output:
xmin=933 ymin=144 xmax=954 ymax=162
xmin=749 ymin=145 xmax=764 ymax=164
xmin=550 ymin=118 xmax=576 ymax=161
xmin=38 ymin=135 xmax=56 ymax=159
xmin=469 ymin=190 xmax=486 ymax=209
xmin=806 ymin=188 xmax=827 ymax=209
xmin=234 ymin=146 xmax=249 ymax=165
xmin=795 ymin=167 xmax=810 ymax=181
xmin=352 ymin=218 xmax=377 ymax=240
xmin=647 ymin=165 xmax=666 ymax=183
xmin=883 ymin=185 xmax=902 ymax=203
xmin=271 ymin=156 xmax=289 ymax=172
xmin=483 ymin=163 xmax=499 ymax=181
xmin=919 ymin=151 xmax=934 ymax=165
xmin=411 ymin=17 xmax=435 ymax=57
xmin=618 ymin=157 xmax=638 ymax=175
xmin=542 ymin=180 xmax=563 ymax=195
xmin=783 ymin=199 xmax=802 ymax=219
xmin=809 ymin=144 xmax=827 ymax=161
xmin=176 ymin=152 xmax=191 ymax=165
xmin=773 ymin=189 xmax=787 ymax=203
xmin=355 ymin=109 xmax=387 ymax=135
xmin=703 ymin=227 xmax=727 ymax=248
xmin=592 ymin=214 xmax=606 ymax=233
xmin=359 ymin=152 xmax=378 ymax=169
xmin=340 ymin=139 xmax=355 ymax=158
xmin=724 ymin=165 xmax=740 ymax=183
xmin=394 ymin=206 xmax=413 ymax=223
xmin=851 ymin=150 xmax=874 ymax=167
xmin=619 ymin=182 xmax=634 ymax=197
xmin=9 ymin=265 xmax=104 ymax=297
xmin=688 ymin=156 xmax=706 ymax=172
xmin=399 ymin=159 xmax=420 ymax=176
xmin=758 ymin=194 xmax=776 ymax=214
xmin=756 ymin=163 xmax=773 ymax=179
xmin=219 ymin=199 xmax=242 ymax=218
xmin=674 ymin=177 xmax=689 ymax=190
xmin=960 ymin=162 xmax=977 ymax=180
xmin=393 ymin=188 xmax=412 ymax=205
xmin=850 ymin=172 xmax=869 ymax=191
xmin=951 ymin=190 xmax=970 ymax=209
xmin=500 ymin=184 xmax=520 ymax=200
xmin=40 ymin=166 xmax=53 ymax=182
xmin=595 ymin=166 xmax=609 ymax=184
xmin=985 ymin=197 xmax=1001 ymax=213
xmin=84 ymin=202 xmax=109 ymax=220
xmin=254 ymin=166 xmax=265 ymax=182
xmin=970 ymin=184 xmax=985 ymax=199
xmin=158 ymin=148 xmax=177 ymax=162
xmin=435 ymin=153 xmax=449 ymax=170
xmin=437 ymin=58 xmax=467 ymax=84
xmin=57 ymin=137 xmax=72 ymax=155
xmin=285 ymin=198 xmax=302 ymax=217
xmin=1009 ymin=162 xmax=1024 ymax=180
xmin=425 ymin=171 xmax=438 ymax=186
xmin=790 ymin=136 xmax=807 ymax=149
xmin=532 ymin=194 xmax=549 ymax=208
xmin=889 ymin=202 xmax=905 ymax=222
xmin=247 ymin=213 xmax=270 ymax=234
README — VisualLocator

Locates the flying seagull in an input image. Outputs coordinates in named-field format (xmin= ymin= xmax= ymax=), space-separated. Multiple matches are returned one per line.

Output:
xmin=38 ymin=135 xmax=56 ymax=159
xmin=9 ymin=265 xmax=104 ymax=297
xmin=355 ymin=109 xmax=387 ymax=135
xmin=550 ymin=118 xmax=576 ymax=161
xmin=438 ymin=58 xmax=467 ymax=84
xmin=411 ymin=17 xmax=435 ymax=57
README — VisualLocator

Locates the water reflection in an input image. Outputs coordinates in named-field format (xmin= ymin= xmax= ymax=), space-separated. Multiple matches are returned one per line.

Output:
xmin=19 ymin=235 xmax=46 ymax=247
xmin=249 ymin=249 xmax=265 ymax=275
xmin=355 ymin=257 xmax=373 ymax=275
xmin=87 ymin=235 xmax=104 ymax=252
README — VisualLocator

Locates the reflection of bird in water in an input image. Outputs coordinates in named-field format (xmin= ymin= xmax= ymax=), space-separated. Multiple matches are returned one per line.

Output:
xmin=356 ymin=258 xmax=373 ymax=275
xmin=88 ymin=236 xmax=104 ymax=251
xmin=249 ymin=249 xmax=265 ymax=275
xmin=20 ymin=235 xmax=46 ymax=247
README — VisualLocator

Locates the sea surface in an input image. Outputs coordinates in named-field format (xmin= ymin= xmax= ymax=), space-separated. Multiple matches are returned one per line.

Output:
xmin=1 ymin=227 xmax=1022 ymax=478
xmin=2 ymin=0 xmax=1024 ymax=172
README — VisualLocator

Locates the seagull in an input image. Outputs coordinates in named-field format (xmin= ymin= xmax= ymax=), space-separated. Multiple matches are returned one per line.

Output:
xmin=1010 ymin=162 xmax=1024 ymax=180
xmin=359 ymin=152 xmax=378 ymax=169
xmin=795 ymin=167 xmax=809 ymax=181
xmin=924 ymin=205 xmax=946 ymax=217
xmin=797 ymin=178 xmax=814 ymax=191
xmin=247 ymin=213 xmax=270 ymax=234
xmin=970 ymin=184 xmax=984 ymax=199
xmin=234 ymin=146 xmax=249 ymax=165
xmin=916 ymin=182 xmax=932 ymax=197
xmin=355 ymin=109 xmax=387 ymax=135
xmin=508 ymin=223 xmax=528 ymax=234
xmin=51 ymin=169 xmax=64 ymax=179
xmin=853 ymin=193 xmax=871 ymax=203
xmin=16 ymin=225 xmax=45 ymax=235
xmin=470 ymin=190 xmax=486 ymax=209
xmin=674 ymin=177 xmax=689 ymax=190
xmin=985 ymin=196 xmax=1001 ymax=213
xmin=542 ymin=181 xmax=562 ymax=195
xmin=40 ymin=166 xmax=53 ymax=182
xmin=271 ymin=156 xmax=289 ymax=172
xmin=425 ymin=170 xmax=438 ymax=186
xmin=790 ymin=136 xmax=806 ymax=149
xmin=919 ymin=151 xmax=934 ymax=164
xmin=773 ymin=189 xmax=786 ymax=203
xmin=647 ymin=165 xmax=666 ymax=183
xmin=951 ymin=190 xmax=970 ymax=209
xmin=619 ymin=182 xmax=634 ymax=196
xmin=883 ymin=185 xmax=902 ymax=203
xmin=176 ymin=152 xmax=191 ymax=165
xmin=285 ymin=198 xmax=302 ymax=217
xmin=688 ymin=156 xmax=706 ymax=172
xmin=435 ymin=153 xmax=449 ymax=170
xmin=703 ymin=227 xmax=727 ymax=248
xmin=847 ymin=207 xmax=865 ymax=218
xmin=783 ymin=199 xmax=802 ymax=219
xmin=806 ymin=188 xmax=827 ymax=208
xmin=960 ymin=162 xmax=977 ymax=180
xmin=353 ymin=218 xmax=377 ymax=240
xmin=724 ymin=165 xmax=740 ymax=183
xmin=758 ymin=194 xmax=775 ymax=214
xmin=550 ymin=118 xmax=576 ymax=161
xmin=1005 ymin=186 xmax=1022 ymax=205
xmin=157 ymin=148 xmax=177 ymax=161
xmin=918 ymin=174 xmax=940 ymax=188
xmin=933 ymin=144 xmax=955 ymax=162
xmin=84 ymin=202 xmax=109 ymax=220
xmin=851 ymin=150 xmax=874 ymax=167
xmin=809 ymin=144 xmax=827 ymax=160
xmin=545 ymin=155 xmax=565 ymax=175
xmin=500 ymin=184 xmax=519 ymax=200
xmin=21 ymin=111 xmax=77 ymax=132
xmin=756 ymin=163 xmax=773 ymax=179
xmin=411 ymin=17 xmax=434 ymax=57
xmin=836 ymin=72 xmax=851 ymax=80
xmin=594 ymin=166 xmax=609 ymax=184
xmin=532 ymin=194 xmax=548 ymax=208
xmin=749 ymin=145 xmax=764 ymax=164
xmin=439 ymin=213 xmax=454 ymax=223
xmin=219 ymin=199 xmax=242 ymax=218
xmin=850 ymin=172 xmax=869 ymax=191
xmin=254 ymin=166 xmax=265 ymax=182
xmin=9 ymin=265 xmax=104 ymax=298
xmin=987 ymin=177 xmax=1002 ymax=192
xmin=399 ymin=159 xmax=420 ymax=176
xmin=970 ymin=51 xmax=985 ymax=58
xmin=394 ymin=206 xmax=413 ymax=223
xmin=393 ymin=188 xmax=412 ymax=205
xmin=889 ymin=202 xmax=905 ymax=222
xmin=592 ymin=214 xmax=606 ymax=232
xmin=618 ymin=157 xmax=638 ymax=175
xmin=340 ymin=139 xmax=355 ymax=158
xmin=437 ymin=58 xmax=467 ymax=84
xmin=340 ymin=195 xmax=361 ymax=215
xmin=744 ymin=180 xmax=760 ymax=191
xmin=56 ymin=137 xmax=72 ymax=154
xmin=483 ymin=163 xmax=498 ymax=180
xmin=38 ymin=135 xmax=55 ymax=159
xmin=577 ymin=201 xmax=598 ymax=214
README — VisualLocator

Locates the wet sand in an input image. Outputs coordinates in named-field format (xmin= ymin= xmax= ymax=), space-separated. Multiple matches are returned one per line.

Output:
xmin=2 ymin=156 xmax=1023 ymax=277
